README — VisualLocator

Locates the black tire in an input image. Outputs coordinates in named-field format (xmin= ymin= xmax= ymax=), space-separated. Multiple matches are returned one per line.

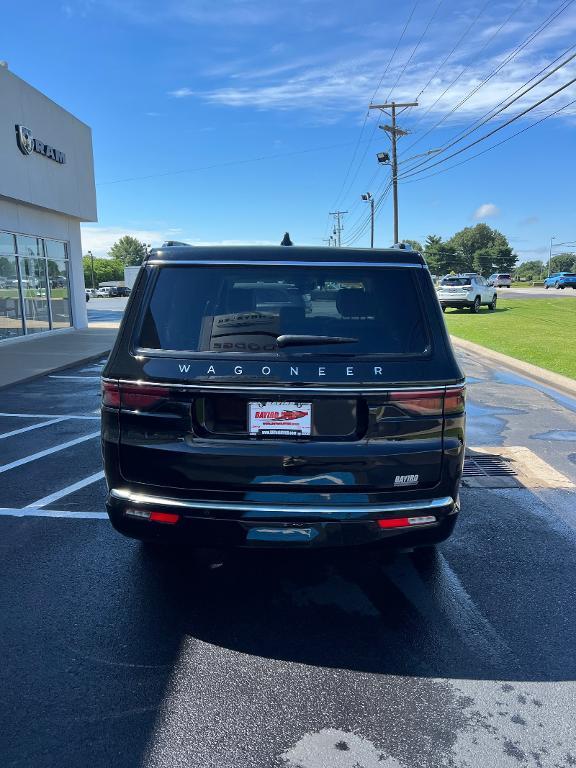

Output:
xmin=470 ymin=296 xmax=481 ymax=313
xmin=489 ymin=294 xmax=497 ymax=311
xmin=556 ymin=283 xmax=562 ymax=289
xmin=545 ymin=284 xmax=549 ymax=289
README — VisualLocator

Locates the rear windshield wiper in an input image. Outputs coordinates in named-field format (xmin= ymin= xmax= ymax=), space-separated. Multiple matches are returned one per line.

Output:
xmin=275 ymin=334 xmax=359 ymax=348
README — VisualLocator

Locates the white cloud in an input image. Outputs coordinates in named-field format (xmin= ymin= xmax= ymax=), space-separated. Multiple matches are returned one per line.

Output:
xmin=473 ymin=203 xmax=500 ymax=220
xmin=168 ymin=87 xmax=194 ymax=98
xmin=80 ymin=226 xmax=279 ymax=257
xmin=80 ymin=226 xmax=169 ymax=257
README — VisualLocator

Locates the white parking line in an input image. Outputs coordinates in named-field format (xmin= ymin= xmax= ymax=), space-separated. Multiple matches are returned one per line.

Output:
xmin=0 ymin=412 xmax=100 ymax=420
xmin=49 ymin=375 xmax=102 ymax=380
xmin=27 ymin=471 xmax=106 ymax=509
xmin=0 ymin=507 xmax=107 ymax=519
xmin=0 ymin=431 xmax=100 ymax=475
xmin=0 ymin=417 xmax=69 ymax=440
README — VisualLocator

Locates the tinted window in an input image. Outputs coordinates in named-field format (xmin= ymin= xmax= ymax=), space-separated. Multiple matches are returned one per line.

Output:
xmin=138 ymin=265 xmax=429 ymax=356
xmin=440 ymin=277 xmax=470 ymax=286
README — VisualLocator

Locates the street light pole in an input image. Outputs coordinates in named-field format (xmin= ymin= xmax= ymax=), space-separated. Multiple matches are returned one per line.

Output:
xmin=88 ymin=250 xmax=96 ymax=290
xmin=362 ymin=193 xmax=375 ymax=248
xmin=548 ymin=236 xmax=555 ymax=277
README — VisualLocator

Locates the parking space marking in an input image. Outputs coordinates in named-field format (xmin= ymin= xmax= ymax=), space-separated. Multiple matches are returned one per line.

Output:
xmin=27 ymin=471 xmax=106 ymax=509
xmin=0 ymin=431 xmax=100 ymax=475
xmin=0 ymin=417 xmax=69 ymax=440
xmin=0 ymin=412 xmax=100 ymax=420
xmin=49 ymin=375 xmax=102 ymax=380
xmin=0 ymin=507 xmax=107 ymax=519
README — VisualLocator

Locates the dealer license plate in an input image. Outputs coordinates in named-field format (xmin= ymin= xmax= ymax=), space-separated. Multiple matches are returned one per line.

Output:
xmin=248 ymin=401 xmax=312 ymax=436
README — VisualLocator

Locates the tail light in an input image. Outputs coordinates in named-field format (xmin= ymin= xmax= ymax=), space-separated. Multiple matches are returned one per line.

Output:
xmin=125 ymin=508 xmax=180 ymax=524
xmin=378 ymin=515 xmax=436 ymax=529
xmin=101 ymin=380 xmax=170 ymax=411
xmin=444 ymin=386 xmax=466 ymax=415
xmin=387 ymin=386 xmax=465 ymax=417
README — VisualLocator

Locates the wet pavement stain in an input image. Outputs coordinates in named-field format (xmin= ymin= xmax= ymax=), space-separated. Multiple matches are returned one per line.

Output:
xmin=531 ymin=430 xmax=576 ymax=442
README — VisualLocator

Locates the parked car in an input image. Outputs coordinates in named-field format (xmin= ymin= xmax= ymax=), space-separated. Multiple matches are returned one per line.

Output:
xmin=95 ymin=286 xmax=112 ymax=297
xmin=102 ymin=245 xmax=466 ymax=554
xmin=86 ymin=288 xmax=98 ymax=297
xmin=487 ymin=273 xmax=512 ymax=288
xmin=436 ymin=274 xmax=497 ymax=313
xmin=544 ymin=272 xmax=576 ymax=289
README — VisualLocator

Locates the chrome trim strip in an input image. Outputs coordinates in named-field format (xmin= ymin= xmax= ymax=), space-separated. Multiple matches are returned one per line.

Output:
xmin=146 ymin=260 xmax=424 ymax=268
xmin=110 ymin=490 xmax=455 ymax=516
xmin=105 ymin=377 xmax=465 ymax=394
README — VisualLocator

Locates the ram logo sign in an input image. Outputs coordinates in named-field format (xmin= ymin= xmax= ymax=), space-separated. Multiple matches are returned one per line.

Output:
xmin=15 ymin=124 xmax=66 ymax=164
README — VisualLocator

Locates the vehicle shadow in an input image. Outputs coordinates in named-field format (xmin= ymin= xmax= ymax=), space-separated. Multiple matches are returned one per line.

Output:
xmin=144 ymin=486 xmax=576 ymax=684
xmin=444 ymin=306 xmax=512 ymax=314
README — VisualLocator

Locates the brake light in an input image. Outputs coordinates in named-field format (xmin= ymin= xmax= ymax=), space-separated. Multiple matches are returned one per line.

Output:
xmin=101 ymin=379 xmax=120 ymax=408
xmin=387 ymin=386 xmax=466 ymax=417
xmin=125 ymin=508 xmax=180 ymax=524
xmin=378 ymin=516 xmax=436 ymax=528
xmin=388 ymin=390 xmax=444 ymax=416
xmin=444 ymin=386 xmax=466 ymax=415
xmin=120 ymin=383 xmax=170 ymax=411
xmin=101 ymin=380 xmax=169 ymax=411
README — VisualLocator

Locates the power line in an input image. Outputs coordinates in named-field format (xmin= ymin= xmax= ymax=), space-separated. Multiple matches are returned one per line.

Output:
xmin=405 ymin=0 xmax=526 ymax=138
xmin=330 ymin=0 xmax=421 ymax=211
xmin=399 ymin=47 xmax=576 ymax=178
xmin=401 ymin=0 xmax=575 ymax=159
xmin=97 ymin=139 xmax=375 ymax=186
xmin=384 ymin=0 xmax=443 ymax=102
xmin=398 ymin=96 xmax=576 ymax=185
xmin=414 ymin=0 xmax=491 ymax=103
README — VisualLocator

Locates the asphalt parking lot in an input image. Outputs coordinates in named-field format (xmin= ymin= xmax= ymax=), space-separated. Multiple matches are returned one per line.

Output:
xmin=1 ymin=352 xmax=576 ymax=768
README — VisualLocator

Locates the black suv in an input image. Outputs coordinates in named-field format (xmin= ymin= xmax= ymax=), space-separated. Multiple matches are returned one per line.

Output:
xmin=102 ymin=246 xmax=465 ymax=551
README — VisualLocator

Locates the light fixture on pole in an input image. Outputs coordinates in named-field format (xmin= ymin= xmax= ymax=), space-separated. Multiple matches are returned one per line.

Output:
xmin=548 ymin=236 xmax=556 ymax=277
xmin=361 ymin=193 xmax=375 ymax=248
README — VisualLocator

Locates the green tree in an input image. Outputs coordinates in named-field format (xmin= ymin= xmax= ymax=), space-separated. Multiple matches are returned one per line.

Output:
xmin=516 ymin=260 xmax=544 ymax=281
xmin=472 ymin=248 xmax=494 ymax=276
xmin=83 ymin=256 xmax=124 ymax=286
xmin=550 ymin=253 xmax=576 ymax=273
xmin=447 ymin=224 xmax=517 ymax=275
xmin=424 ymin=235 xmax=458 ymax=275
xmin=108 ymin=236 xmax=147 ymax=266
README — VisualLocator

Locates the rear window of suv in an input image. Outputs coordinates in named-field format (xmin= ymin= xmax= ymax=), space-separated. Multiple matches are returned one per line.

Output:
xmin=137 ymin=264 xmax=430 ymax=356
xmin=440 ymin=277 xmax=470 ymax=286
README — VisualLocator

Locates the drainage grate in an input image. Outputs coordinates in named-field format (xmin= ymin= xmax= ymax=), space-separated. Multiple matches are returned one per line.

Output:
xmin=463 ymin=453 xmax=517 ymax=478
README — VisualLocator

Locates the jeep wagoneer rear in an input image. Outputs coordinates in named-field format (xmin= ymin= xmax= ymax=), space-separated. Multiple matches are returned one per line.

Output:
xmin=101 ymin=246 xmax=465 ymax=550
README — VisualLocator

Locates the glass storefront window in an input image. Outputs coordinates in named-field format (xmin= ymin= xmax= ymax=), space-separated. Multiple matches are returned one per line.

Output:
xmin=48 ymin=259 xmax=71 ymax=329
xmin=0 ymin=255 xmax=24 ymax=340
xmin=20 ymin=257 xmax=50 ymax=334
xmin=45 ymin=240 xmax=67 ymax=260
xmin=16 ymin=235 xmax=42 ymax=257
xmin=0 ymin=232 xmax=73 ymax=341
xmin=0 ymin=232 xmax=16 ymax=255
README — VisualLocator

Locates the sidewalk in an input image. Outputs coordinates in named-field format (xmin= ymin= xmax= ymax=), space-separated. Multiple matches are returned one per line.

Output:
xmin=0 ymin=327 xmax=118 ymax=389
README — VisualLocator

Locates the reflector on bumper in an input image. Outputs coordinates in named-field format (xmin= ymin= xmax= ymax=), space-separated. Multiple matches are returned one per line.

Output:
xmin=377 ymin=515 xmax=436 ymax=529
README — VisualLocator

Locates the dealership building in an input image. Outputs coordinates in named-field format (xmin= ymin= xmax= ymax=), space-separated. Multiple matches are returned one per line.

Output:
xmin=0 ymin=64 xmax=96 ymax=344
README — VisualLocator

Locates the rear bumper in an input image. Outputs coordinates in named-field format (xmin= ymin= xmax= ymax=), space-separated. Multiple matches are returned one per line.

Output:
xmin=106 ymin=490 xmax=459 ymax=548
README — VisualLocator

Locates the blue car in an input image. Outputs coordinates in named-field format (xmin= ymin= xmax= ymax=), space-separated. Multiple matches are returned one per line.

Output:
xmin=544 ymin=272 xmax=576 ymax=289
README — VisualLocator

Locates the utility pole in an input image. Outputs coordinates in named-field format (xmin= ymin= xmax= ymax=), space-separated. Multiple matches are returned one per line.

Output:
xmin=369 ymin=101 xmax=417 ymax=244
xmin=361 ymin=193 xmax=375 ymax=248
xmin=329 ymin=210 xmax=348 ymax=247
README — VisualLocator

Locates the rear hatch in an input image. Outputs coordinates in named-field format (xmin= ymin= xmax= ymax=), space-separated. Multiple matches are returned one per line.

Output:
xmin=107 ymin=255 xmax=463 ymax=500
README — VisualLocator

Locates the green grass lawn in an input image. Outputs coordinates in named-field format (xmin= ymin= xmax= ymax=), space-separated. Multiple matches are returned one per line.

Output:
xmin=444 ymin=298 xmax=576 ymax=379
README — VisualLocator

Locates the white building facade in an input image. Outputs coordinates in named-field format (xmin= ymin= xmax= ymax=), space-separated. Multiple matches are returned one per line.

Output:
xmin=0 ymin=65 xmax=97 ymax=343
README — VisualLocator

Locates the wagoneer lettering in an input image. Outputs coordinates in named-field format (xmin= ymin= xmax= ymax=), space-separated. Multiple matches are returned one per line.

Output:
xmin=102 ymin=245 xmax=465 ymax=553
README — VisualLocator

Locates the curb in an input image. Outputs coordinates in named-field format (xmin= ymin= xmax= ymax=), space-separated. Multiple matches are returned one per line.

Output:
xmin=0 ymin=348 xmax=111 ymax=391
xmin=451 ymin=335 xmax=576 ymax=398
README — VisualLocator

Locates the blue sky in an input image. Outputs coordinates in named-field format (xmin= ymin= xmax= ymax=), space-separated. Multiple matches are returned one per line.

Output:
xmin=3 ymin=0 xmax=576 ymax=261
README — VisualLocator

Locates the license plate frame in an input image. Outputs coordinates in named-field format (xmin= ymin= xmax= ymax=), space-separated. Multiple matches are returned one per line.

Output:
xmin=248 ymin=401 xmax=312 ymax=437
